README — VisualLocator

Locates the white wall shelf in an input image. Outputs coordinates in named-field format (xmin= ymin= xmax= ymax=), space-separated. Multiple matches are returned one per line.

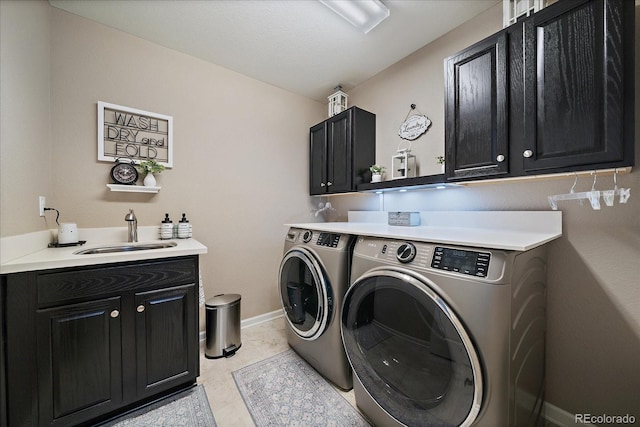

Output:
xmin=107 ymin=184 xmax=161 ymax=193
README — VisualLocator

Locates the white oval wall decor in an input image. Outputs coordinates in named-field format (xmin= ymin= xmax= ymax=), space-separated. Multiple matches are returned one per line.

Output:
xmin=398 ymin=115 xmax=432 ymax=140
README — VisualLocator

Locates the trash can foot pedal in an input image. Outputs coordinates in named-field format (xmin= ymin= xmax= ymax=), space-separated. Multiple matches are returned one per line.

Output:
xmin=223 ymin=344 xmax=239 ymax=358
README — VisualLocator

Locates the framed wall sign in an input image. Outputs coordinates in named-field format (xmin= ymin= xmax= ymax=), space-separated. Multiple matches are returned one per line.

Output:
xmin=98 ymin=101 xmax=173 ymax=167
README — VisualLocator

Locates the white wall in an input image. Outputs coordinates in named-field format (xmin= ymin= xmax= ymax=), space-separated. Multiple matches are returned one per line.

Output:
xmin=0 ymin=0 xmax=52 ymax=235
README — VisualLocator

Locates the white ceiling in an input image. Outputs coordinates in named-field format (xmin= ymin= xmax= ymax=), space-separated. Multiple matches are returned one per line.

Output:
xmin=48 ymin=0 xmax=500 ymax=102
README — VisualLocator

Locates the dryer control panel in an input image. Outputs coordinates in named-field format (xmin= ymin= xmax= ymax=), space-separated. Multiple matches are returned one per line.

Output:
xmin=286 ymin=228 xmax=353 ymax=251
xmin=431 ymin=247 xmax=491 ymax=278
xmin=317 ymin=232 xmax=341 ymax=248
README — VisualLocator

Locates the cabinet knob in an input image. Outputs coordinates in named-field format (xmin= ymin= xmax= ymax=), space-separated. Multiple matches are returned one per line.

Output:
xmin=110 ymin=309 xmax=119 ymax=318
xmin=496 ymin=154 xmax=505 ymax=162
xmin=320 ymin=182 xmax=325 ymax=187
xmin=327 ymin=181 xmax=332 ymax=186
xmin=523 ymin=149 xmax=534 ymax=158
xmin=137 ymin=305 xmax=145 ymax=313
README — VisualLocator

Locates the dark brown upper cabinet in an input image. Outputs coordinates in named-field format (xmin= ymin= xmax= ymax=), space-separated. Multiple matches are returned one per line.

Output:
xmin=310 ymin=107 xmax=376 ymax=195
xmin=517 ymin=0 xmax=634 ymax=173
xmin=445 ymin=32 xmax=509 ymax=181
xmin=445 ymin=0 xmax=634 ymax=182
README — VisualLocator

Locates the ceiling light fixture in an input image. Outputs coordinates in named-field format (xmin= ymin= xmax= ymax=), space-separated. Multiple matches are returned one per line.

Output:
xmin=319 ymin=0 xmax=390 ymax=34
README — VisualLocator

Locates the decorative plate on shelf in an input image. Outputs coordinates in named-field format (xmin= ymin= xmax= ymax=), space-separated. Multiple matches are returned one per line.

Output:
xmin=110 ymin=159 xmax=138 ymax=185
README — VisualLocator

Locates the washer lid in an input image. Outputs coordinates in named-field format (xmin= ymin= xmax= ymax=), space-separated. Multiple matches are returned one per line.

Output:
xmin=341 ymin=268 xmax=482 ymax=427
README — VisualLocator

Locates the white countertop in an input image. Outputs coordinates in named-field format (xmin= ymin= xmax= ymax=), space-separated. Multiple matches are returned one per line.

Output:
xmin=0 ymin=226 xmax=208 ymax=274
xmin=287 ymin=211 xmax=562 ymax=251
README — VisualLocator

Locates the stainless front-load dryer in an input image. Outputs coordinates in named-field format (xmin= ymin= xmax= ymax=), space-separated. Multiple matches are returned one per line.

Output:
xmin=278 ymin=227 xmax=355 ymax=390
xmin=342 ymin=235 xmax=548 ymax=426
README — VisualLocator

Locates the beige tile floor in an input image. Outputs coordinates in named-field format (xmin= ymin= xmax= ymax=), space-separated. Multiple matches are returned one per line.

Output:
xmin=197 ymin=316 xmax=359 ymax=426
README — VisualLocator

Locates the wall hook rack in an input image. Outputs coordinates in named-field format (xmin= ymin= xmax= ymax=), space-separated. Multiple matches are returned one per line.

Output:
xmin=548 ymin=169 xmax=631 ymax=210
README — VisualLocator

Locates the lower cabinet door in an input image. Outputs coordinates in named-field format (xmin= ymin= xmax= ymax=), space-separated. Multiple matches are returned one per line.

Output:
xmin=37 ymin=297 xmax=123 ymax=426
xmin=135 ymin=283 xmax=198 ymax=398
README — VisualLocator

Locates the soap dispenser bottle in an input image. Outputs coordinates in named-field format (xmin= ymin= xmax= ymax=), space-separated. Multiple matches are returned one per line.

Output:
xmin=178 ymin=213 xmax=191 ymax=238
xmin=160 ymin=213 xmax=173 ymax=239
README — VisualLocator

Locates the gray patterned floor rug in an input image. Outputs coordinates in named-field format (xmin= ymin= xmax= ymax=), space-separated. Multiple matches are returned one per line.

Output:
xmin=232 ymin=349 xmax=370 ymax=426
xmin=100 ymin=385 xmax=217 ymax=426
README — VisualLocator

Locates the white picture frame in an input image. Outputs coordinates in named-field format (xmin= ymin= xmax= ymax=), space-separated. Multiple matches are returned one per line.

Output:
xmin=98 ymin=101 xmax=173 ymax=167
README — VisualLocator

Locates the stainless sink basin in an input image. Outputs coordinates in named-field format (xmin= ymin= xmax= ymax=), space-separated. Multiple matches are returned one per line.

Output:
xmin=74 ymin=241 xmax=177 ymax=255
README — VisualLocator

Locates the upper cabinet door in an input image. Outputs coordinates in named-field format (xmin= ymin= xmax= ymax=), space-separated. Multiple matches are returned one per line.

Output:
xmin=521 ymin=0 xmax=634 ymax=172
xmin=445 ymin=32 xmax=509 ymax=180
xmin=327 ymin=109 xmax=353 ymax=193
xmin=309 ymin=122 xmax=327 ymax=195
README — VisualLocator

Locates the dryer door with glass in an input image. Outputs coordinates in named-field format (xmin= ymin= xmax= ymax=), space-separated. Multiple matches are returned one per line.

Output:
xmin=341 ymin=268 xmax=483 ymax=427
xmin=278 ymin=247 xmax=331 ymax=340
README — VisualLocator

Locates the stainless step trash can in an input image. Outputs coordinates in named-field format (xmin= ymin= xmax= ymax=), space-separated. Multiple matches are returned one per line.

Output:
xmin=205 ymin=293 xmax=241 ymax=358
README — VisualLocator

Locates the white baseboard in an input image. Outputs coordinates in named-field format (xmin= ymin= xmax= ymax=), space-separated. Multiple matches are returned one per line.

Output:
xmin=241 ymin=309 xmax=284 ymax=329
xmin=199 ymin=309 xmax=283 ymax=342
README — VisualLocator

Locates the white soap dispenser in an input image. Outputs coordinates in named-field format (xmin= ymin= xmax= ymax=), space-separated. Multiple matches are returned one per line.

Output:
xmin=160 ymin=213 xmax=173 ymax=240
xmin=178 ymin=213 xmax=191 ymax=239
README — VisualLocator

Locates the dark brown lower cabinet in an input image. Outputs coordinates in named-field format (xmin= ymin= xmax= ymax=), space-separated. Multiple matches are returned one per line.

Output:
xmin=1 ymin=256 xmax=199 ymax=427
xmin=135 ymin=285 xmax=197 ymax=399
xmin=37 ymin=297 xmax=124 ymax=426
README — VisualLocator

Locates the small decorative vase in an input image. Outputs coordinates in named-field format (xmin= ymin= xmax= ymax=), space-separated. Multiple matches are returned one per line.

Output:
xmin=371 ymin=173 xmax=382 ymax=183
xmin=440 ymin=164 xmax=445 ymax=174
xmin=143 ymin=172 xmax=156 ymax=187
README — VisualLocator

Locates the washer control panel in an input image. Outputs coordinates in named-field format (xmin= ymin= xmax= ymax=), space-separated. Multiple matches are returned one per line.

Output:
xmin=317 ymin=232 xmax=341 ymax=248
xmin=431 ymin=247 xmax=491 ymax=278
xmin=374 ymin=241 xmax=431 ymax=267
xmin=355 ymin=236 xmax=506 ymax=281
xmin=396 ymin=243 xmax=416 ymax=263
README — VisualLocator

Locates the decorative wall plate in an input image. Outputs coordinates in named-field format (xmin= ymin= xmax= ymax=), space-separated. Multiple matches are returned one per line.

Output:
xmin=398 ymin=115 xmax=432 ymax=140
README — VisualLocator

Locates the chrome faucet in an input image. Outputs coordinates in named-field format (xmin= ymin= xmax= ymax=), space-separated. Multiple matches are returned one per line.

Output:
xmin=125 ymin=209 xmax=138 ymax=242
